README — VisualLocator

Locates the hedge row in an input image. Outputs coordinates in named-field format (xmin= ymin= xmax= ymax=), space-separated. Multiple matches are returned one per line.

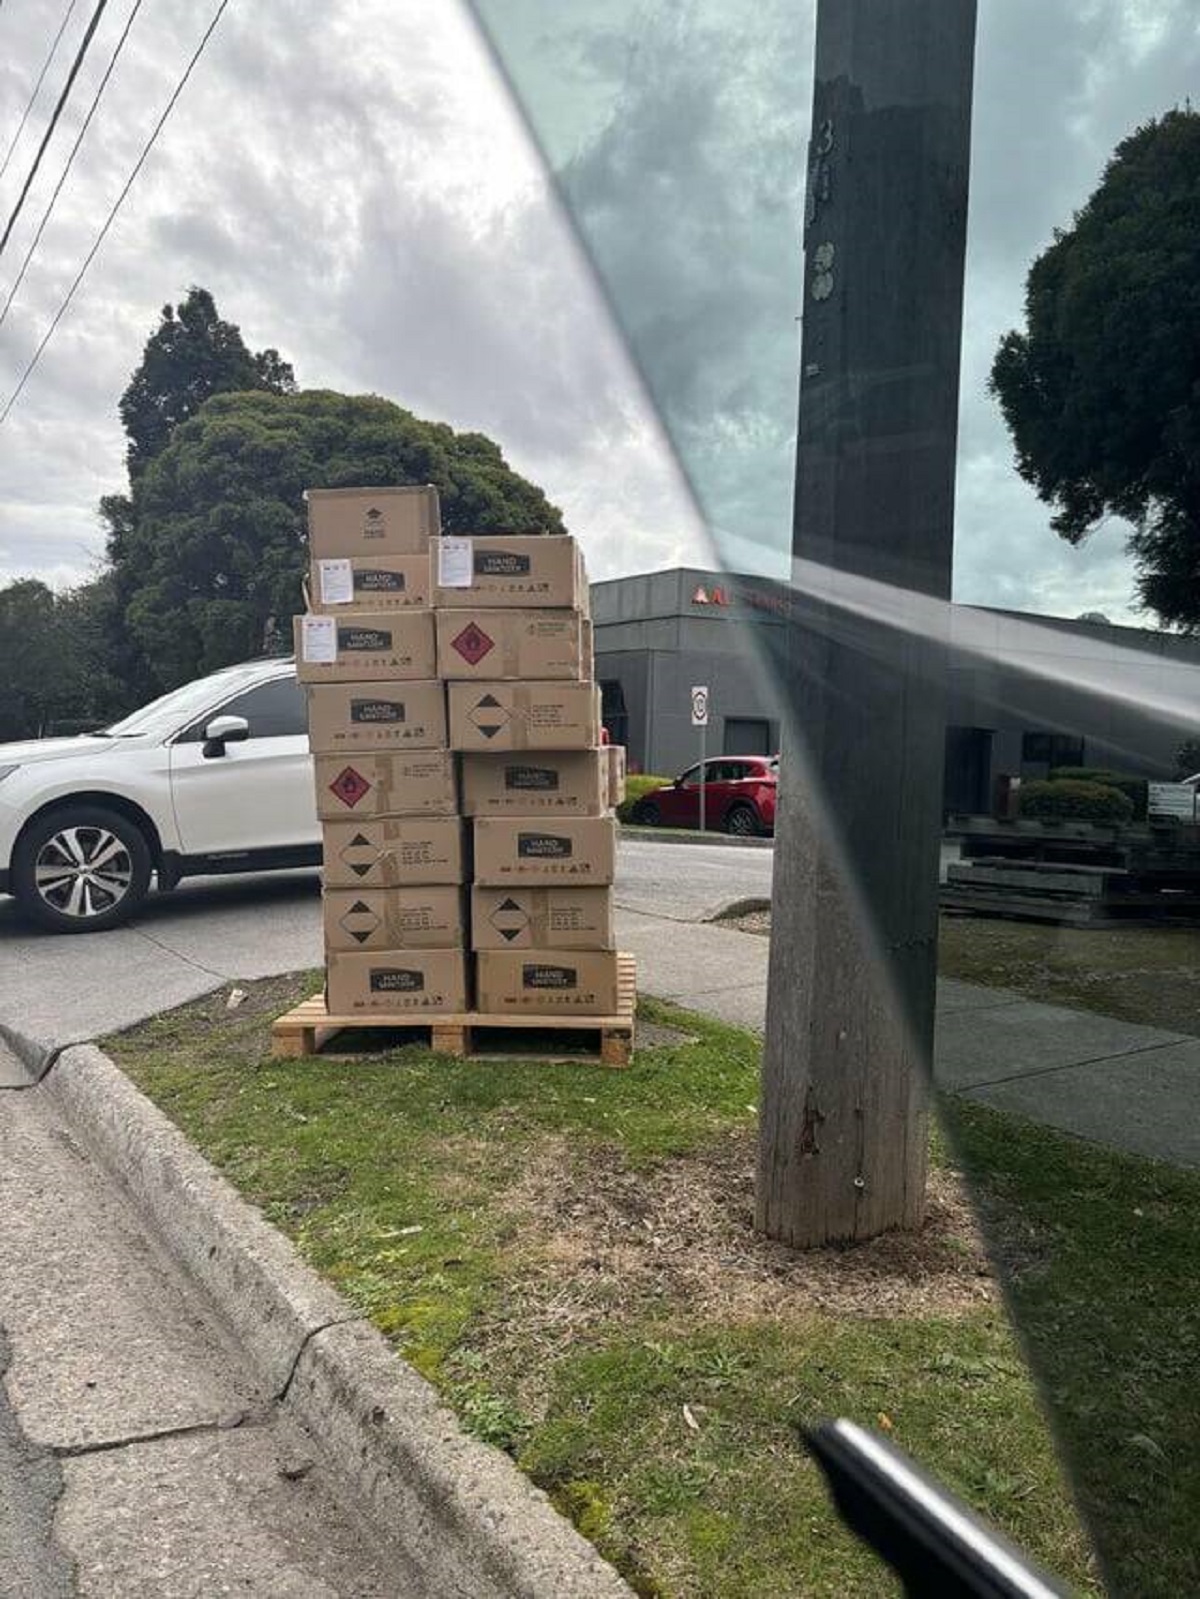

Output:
xmin=1018 ymin=779 xmax=1135 ymax=824
xmin=616 ymin=775 xmax=671 ymax=823
xmin=1048 ymin=766 xmax=1148 ymax=819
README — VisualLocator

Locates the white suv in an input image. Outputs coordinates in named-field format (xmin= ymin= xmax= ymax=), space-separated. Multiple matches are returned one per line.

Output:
xmin=0 ymin=659 xmax=319 ymax=933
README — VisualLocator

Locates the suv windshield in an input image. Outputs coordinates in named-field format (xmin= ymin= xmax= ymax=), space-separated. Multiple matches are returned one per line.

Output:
xmin=102 ymin=668 xmax=280 ymax=739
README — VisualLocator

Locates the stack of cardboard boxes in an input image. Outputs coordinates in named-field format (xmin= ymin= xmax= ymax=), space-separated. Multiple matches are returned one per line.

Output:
xmin=295 ymin=485 xmax=628 ymax=1027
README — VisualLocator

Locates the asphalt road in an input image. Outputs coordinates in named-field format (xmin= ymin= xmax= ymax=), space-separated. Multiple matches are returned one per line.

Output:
xmin=0 ymin=836 xmax=777 ymax=1056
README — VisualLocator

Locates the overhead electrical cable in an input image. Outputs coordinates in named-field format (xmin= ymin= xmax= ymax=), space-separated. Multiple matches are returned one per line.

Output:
xmin=0 ymin=0 xmax=233 ymax=426
xmin=0 ymin=0 xmax=81 ymax=185
xmin=0 ymin=0 xmax=111 ymax=259
xmin=0 ymin=0 xmax=145 ymax=333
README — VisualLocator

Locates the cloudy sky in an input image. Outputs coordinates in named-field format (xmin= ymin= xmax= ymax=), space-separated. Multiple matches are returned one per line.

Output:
xmin=1 ymin=0 xmax=1198 ymax=623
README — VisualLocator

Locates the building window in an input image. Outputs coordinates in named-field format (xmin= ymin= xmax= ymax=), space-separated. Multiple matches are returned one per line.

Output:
xmin=723 ymin=717 xmax=772 ymax=756
xmin=599 ymin=680 xmax=629 ymax=748
xmin=1021 ymin=732 xmax=1084 ymax=775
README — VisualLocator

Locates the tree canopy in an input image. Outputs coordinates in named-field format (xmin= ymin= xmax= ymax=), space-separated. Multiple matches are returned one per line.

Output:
xmin=990 ymin=109 xmax=1200 ymax=629
xmin=113 ymin=388 xmax=566 ymax=688
xmin=0 ymin=577 xmax=124 ymax=740
xmin=119 ymin=286 xmax=295 ymax=481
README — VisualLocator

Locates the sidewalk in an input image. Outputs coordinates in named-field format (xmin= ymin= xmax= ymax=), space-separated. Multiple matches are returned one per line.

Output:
xmin=617 ymin=909 xmax=1200 ymax=1169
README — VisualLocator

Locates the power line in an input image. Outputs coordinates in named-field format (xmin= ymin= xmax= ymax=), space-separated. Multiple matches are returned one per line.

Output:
xmin=0 ymin=0 xmax=82 ymax=185
xmin=0 ymin=0 xmax=145 ymax=334
xmin=0 ymin=0 xmax=233 ymax=427
xmin=0 ymin=0 xmax=110 ymax=259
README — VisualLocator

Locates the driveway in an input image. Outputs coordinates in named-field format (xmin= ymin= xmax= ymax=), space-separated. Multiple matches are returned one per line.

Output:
xmin=0 ymin=837 xmax=775 ymax=1059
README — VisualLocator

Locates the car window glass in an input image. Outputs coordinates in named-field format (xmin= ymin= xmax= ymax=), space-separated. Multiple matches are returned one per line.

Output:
xmin=679 ymin=766 xmax=702 ymax=788
xmin=103 ymin=669 xmax=268 ymax=738
xmin=177 ymin=676 xmax=306 ymax=742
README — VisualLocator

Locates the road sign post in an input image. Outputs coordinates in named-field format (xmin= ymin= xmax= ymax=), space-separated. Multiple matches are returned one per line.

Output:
xmin=691 ymin=685 xmax=709 ymax=833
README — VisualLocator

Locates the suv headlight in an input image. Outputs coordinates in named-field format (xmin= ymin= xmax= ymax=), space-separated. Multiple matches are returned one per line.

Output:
xmin=0 ymin=764 xmax=19 ymax=784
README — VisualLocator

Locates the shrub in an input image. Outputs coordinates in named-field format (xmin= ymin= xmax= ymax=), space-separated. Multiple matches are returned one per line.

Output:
xmin=1018 ymin=779 xmax=1134 ymax=824
xmin=1049 ymin=767 xmax=1148 ymax=818
xmin=617 ymin=775 xmax=672 ymax=823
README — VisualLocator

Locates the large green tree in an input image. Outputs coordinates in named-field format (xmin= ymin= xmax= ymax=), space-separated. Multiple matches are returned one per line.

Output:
xmin=119 ymin=286 xmax=295 ymax=481
xmin=99 ymin=287 xmax=297 ymax=700
xmin=114 ymin=389 xmax=566 ymax=688
xmin=991 ymin=109 xmax=1200 ymax=629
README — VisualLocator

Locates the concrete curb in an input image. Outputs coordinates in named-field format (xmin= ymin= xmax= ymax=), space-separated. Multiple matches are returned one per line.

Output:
xmin=619 ymin=826 xmax=773 ymax=850
xmin=0 ymin=1020 xmax=56 ymax=1080
xmin=39 ymin=1040 xmax=632 ymax=1598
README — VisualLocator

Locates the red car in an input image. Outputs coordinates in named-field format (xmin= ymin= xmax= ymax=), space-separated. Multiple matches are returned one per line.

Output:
xmin=631 ymin=756 xmax=778 ymax=836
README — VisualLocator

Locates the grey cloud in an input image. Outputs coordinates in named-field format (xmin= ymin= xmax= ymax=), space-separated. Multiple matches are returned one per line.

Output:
xmin=0 ymin=0 xmax=703 ymax=593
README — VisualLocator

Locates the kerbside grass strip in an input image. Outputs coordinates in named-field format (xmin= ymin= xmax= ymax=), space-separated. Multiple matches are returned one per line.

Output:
xmin=106 ymin=976 xmax=1096 ymax=1598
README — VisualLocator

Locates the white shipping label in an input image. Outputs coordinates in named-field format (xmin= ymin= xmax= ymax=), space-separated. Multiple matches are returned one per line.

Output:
xmin=301 ymin=614 xmax=337 ymax=663
xmin=318 ymin=558 xmax=355 ymax=605
xmin=438 ymin=536 xmax=473 ymax=588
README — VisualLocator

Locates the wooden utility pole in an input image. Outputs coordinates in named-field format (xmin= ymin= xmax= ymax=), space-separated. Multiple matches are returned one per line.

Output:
xmin=757 ymin=0 xmax=977 ymax=1246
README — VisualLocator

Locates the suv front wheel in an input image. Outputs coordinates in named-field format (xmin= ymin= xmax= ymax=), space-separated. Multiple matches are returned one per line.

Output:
xmin=12 ymin=805 xmax=153 ymax=933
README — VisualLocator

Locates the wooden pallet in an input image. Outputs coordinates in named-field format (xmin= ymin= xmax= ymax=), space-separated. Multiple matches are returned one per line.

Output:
xmin=272 ymin=953 xmax=636 ymax=1067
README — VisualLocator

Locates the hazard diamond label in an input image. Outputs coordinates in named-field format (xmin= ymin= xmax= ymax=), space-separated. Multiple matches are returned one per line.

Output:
xmin=339 ymin=899 xmax=381 ymax=945
xmin=469 ymin=692 xmax=510 ymax=741
xmin=489 ymin=895 xmax=530 ymax=943
xmin=451 ymin=622 xmax=495 ymax=667
xmin=328 ymin=766 xmax=372 ymax=809
xmin=339 ymin=833 xmax=381 ymax=878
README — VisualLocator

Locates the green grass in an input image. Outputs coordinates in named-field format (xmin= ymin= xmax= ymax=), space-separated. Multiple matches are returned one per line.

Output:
xmin=938 ymin=915 xmax=1200 ymax=1036
xmin=106 ymin=975 xmax=1095 ymax=1597
xmin=944 ymin=1098 xmax=1200 ymax=1599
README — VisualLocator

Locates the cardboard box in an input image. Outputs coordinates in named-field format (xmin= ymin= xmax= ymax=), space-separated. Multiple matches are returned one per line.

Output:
xmin=606 ymin=745 xmax=627 ymax=810
xmin=448 ymin=682 xmax=601 ymax=752
xmin=307 ymin=682 xmax=446 ymax=753
xmin=294 ymin=610 xmax=436 ymax=683
xmin=314 ymin=751 xmax=457 ymax=820
xmin=436 ymin=609 xmax=585 ymax=681
xmin=326 ymin=948 xmax=468 ymax=1015
xmin=476 ymin=949 xmax=621 ymax=1017
xmin=309 ymin=553 xmax=430 ymax=612
xmin=460 ymin=751 xmax=607 ymax=817
xmin=473 ymin=817 xmax=615 ymax=886
xmin=433 ymin=535 xmax=586 ymax=610
xmin=307 ymin=486 xmax=439 ymax=559
xmin=322 ymin=818 xmax=464 ymax=888
xmin=324 ymin=887 xmax=465 ymax=952
xmin=471 ymin=886 xmax=614 ymax=950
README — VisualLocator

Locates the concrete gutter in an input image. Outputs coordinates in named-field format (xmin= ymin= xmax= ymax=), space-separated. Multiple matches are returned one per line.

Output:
xmin=35 ymin=1039 xmax=632 ymax=1598
xmin=620 ymin=825 xmax=773 ymax=849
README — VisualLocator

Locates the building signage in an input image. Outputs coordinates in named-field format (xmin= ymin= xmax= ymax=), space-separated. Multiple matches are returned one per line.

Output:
xmin=1148 ymin=783 xmax=1198 ymax=822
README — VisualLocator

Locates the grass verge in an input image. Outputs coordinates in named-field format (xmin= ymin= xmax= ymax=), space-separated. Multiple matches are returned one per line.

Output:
xmin=103 ymin=974 xmax=1095 ymax=1597
xmin=730 ymin=908 xmax=1200 ymax=1036
xmin=938 ymin=915 xmax=1200 ymax=1035
xmin=944 ymin=1097 xmax=1200 ymax=1599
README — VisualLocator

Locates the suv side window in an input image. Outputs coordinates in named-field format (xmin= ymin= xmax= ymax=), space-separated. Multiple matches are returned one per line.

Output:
xmin=177 ymin=676 xmax=306 ymax=742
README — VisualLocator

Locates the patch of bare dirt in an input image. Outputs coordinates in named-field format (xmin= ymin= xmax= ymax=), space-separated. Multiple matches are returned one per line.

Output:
xmin=721 ymin=909 xmax=771 ymax=937
xmin=476 ymin=1131 xmax=996 ymax=1399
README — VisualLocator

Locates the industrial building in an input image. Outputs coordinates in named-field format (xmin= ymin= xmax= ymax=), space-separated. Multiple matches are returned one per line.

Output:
xmin=592 ymin=567 xmax=1200 ymax=806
